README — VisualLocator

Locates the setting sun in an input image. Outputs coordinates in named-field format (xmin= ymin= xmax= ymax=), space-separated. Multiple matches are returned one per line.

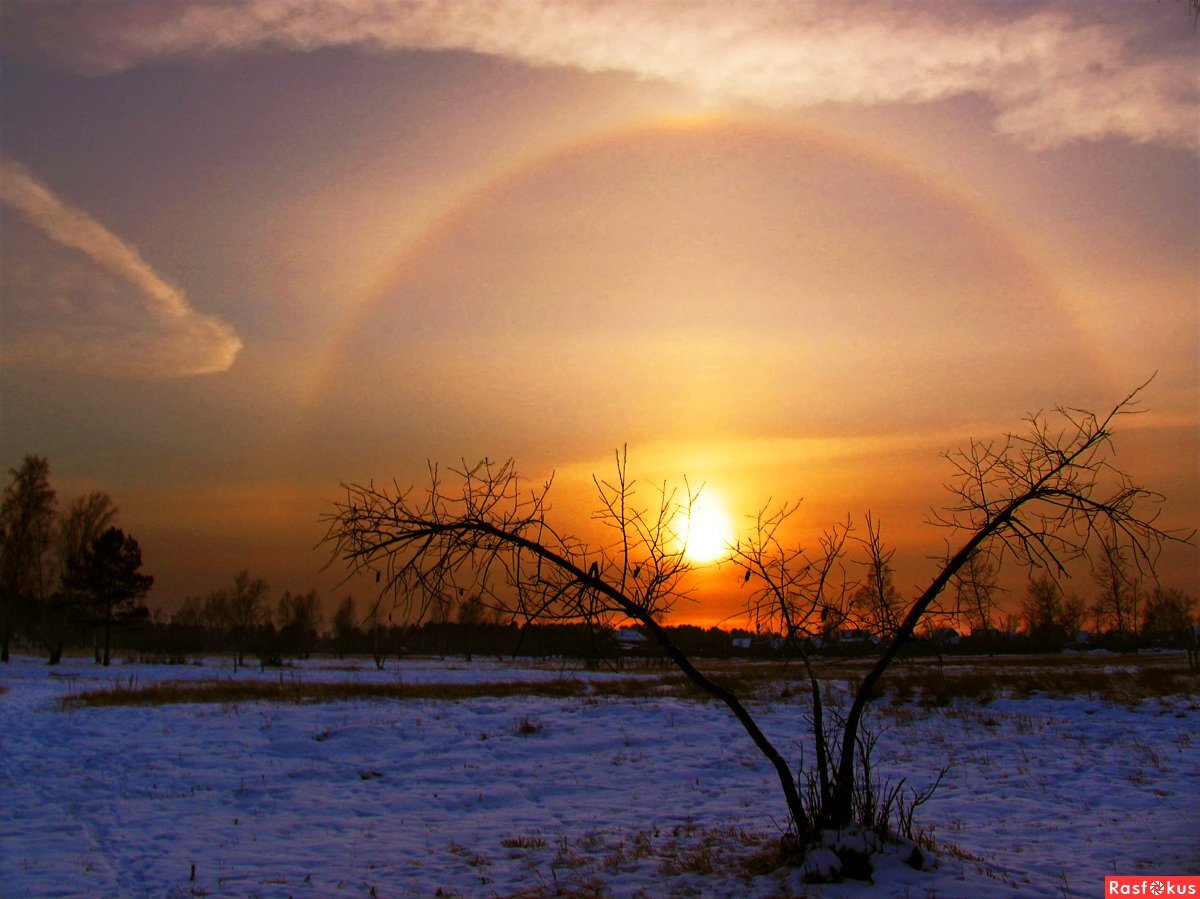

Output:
xmin=676 ymin=491 xmax=735 ymax=565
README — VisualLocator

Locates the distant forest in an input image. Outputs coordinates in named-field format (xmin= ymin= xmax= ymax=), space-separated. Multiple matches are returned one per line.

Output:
xmin=16 ymin=587 xmax=1198 ymax=671
xmin=3 ymin=454 xmax=1196 ymax=670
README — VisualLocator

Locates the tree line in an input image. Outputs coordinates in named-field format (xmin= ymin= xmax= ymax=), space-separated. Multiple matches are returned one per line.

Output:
xmin=1 ymin=455 xmax=153 ymax=665
xmin=5 ymin=453 xmax=1193 ymax=673
xmin=66 ymin=569 xmax=1200 ymax=671
xmin=749 ymin=535 xmax=1196 ymax=655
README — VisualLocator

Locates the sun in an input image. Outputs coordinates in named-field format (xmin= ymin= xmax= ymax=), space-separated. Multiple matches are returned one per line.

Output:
xmin=676 ymin=491 xmax=735 ymax=565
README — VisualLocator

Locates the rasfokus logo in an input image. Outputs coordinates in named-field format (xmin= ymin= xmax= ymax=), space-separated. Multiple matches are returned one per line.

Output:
xmin=1106 ymin=877 xmax=1200 ymax=896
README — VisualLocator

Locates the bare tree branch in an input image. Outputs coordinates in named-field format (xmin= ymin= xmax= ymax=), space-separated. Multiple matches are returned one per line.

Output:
xmin=826 ymin=380 xmax=1191 ymax=827
xmin=322 ymin=453 xmax=811 ymax=832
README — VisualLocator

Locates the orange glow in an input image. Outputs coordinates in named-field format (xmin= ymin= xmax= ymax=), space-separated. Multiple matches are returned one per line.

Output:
xmin=675 ymin=489 xmax=735 ymax=565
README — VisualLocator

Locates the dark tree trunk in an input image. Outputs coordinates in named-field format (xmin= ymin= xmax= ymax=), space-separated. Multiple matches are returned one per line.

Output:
xmin=1 ymin=605 xmax=11 ymax=662
xmin=823 ymin=510 xmax=1011 ymax=828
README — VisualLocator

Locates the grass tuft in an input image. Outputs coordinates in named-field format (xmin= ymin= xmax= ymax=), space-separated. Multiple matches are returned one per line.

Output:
xmin=514 ymin=714 xmax=544 ymax=736
xmin=500 ymin=834 xmax=548 ymax=850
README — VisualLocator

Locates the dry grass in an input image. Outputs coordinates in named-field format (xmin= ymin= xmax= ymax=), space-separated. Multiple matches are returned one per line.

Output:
xmin=60 ymin=678 xmax=596 ymax=708
xmin=654 ymin=821 xmax=770 ymax=878
xmin=498 ymin=821 xmax=772 ymax=896
xmin=871 ymin=655 xmax=1199 ymax=706
xmin=514 ymin=714 xmax=545 ymax=736
xmin=57 ymin=671 xmax=719 ymax=709
xmin=500 ymin=834 xmax=548 ymax=851
xmin=681 ymin=653 xmax=1197 ymax=705
xmin=56 ymin=652 xmax=1198 ymax=709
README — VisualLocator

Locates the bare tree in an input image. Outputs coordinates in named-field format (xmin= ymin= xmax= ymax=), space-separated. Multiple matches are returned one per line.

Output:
xmin=206 ymin=571 xmax=270 ymax=670
xmin=331 ymin=595 xmax=358 ymax=658
xmin=323 ymin=385 xmax=1188 ymax=868
xmin=731 ymin=503 xmax=852 ymax=829
xmin=276 ymin=589 xmax=323 ymax=659
xmin=456 ymin=593 xmax=490 ymax=626
xmin=1091 ymin=533 xmax=1141 ymax=637
xmin=1022 ymin=574 xmax=1066 ymax=644
xmin=0 ymin=455 xmax=57 ymax=662
xmin=201 ymin=589 xmax=228 ymax=635
xmin=825 ymin=384 xmax=1187 ymax=830
xmin=848 ymin=516 xmax=903 ymax=641
xmin=46 ymin=491 xmax=119 ymax=663
xmin=952 ymin=548 xmax=1000 ymax=650
xmin=366 ymin=603 xmax=393 ymax=670
xmin=324 ymin=452 xmax=808 ymax=827
xmin=58 ymin=492 xmax=118 ymax=577
xmin=172 ymin=595 xmax=206 ymax=629
xmin=1142 ymin=586 xmax=1199 ymax=670
xmin=1142 ymin=586 xmax=1196 ymax=639
xmin=1061 ymin=592 xmax=1088 ymax=641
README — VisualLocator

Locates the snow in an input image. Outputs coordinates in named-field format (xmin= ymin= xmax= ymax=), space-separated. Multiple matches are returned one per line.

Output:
xmin=1 ymin=654 xmax=1196 ymax=897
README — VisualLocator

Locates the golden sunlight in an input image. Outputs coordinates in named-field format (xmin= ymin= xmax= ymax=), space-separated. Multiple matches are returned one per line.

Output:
xmin=677 ymin=490 xmax=735 ymax=565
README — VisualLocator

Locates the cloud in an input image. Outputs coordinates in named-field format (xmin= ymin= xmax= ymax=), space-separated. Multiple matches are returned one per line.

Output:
xmin=7 ymin=0 xmax=1197 ymax=152
xmin=0 ymin=158 xmax=242 ymax=378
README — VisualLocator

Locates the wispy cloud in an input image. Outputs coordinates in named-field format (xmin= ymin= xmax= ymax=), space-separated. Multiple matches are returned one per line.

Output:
xmin=0 ymin=158 xmax=242 ymax=378
xmin=8 ymin=0 xmax=1197 ymax=152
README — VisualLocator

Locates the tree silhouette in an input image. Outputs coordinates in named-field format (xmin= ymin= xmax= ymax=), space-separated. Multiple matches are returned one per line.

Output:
xmin=47 ymin=491 xmax=119 ymax=663
xmin=1022 ymin=574 xmax=1066 ymax=645
xmin=58 ymin=492 xmax=118 ymax=576
xmin=952 ymin=547 xmax=1000 ymax=651
xmin=276 ymin=589 xmax=323 ymax=659
xmin=207 ymin=571 xmax=270 ymax=670
xmin=0 ymin=455 xmax=57 ymax=662
xmin=63 ymin=527 xmax=153 ymax=666
xmin=331 ymin=595 xmax=359 ymax=658
xmin=848 ymin=516 xmax=903 ymax=641
xmin=1142 ymin=587 xmax=1196 ymax=640
xmin=323 ymin=383 xmax=1189 ymax=872
xmin=1090 ymin=533 xmax=1141 ymax=637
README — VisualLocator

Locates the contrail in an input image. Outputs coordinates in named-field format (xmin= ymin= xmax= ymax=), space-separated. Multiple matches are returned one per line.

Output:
xmin=0 ymin=158 xmax=242 ymax=377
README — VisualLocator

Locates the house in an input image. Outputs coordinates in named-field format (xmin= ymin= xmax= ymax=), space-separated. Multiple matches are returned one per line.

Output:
xmin=614 ymin=627 xmax=648 ymax=652
xmin=928 ymin=627 xmax=961 ymax=646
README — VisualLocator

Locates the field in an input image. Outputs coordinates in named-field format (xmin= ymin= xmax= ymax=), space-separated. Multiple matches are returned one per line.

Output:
xmin=1 ymin=652 xmax=1196 ymax=897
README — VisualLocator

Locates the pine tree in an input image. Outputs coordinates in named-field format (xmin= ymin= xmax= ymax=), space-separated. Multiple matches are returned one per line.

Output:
xmin=63 ymin=527 xmax=153 ymax=666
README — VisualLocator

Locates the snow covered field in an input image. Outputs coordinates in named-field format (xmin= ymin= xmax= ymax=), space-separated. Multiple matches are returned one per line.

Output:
xmin=1 ymin=654 xmax=1196 ymax=897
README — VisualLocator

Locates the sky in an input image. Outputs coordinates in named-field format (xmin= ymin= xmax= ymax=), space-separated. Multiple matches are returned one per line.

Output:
xmin=1 ymin=0 xmax=1197 ymax=626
